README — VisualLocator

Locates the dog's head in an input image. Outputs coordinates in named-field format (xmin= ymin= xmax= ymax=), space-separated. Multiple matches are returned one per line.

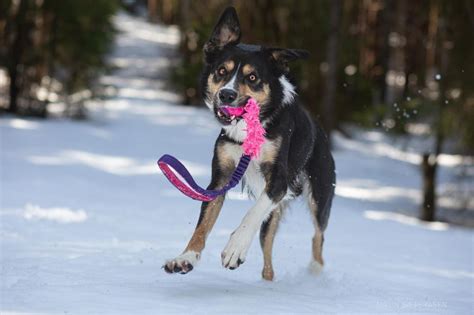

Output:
xmin=201 ymin=7 xmax=309 ymax=126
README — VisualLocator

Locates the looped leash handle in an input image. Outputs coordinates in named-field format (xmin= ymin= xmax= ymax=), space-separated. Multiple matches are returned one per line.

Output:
xmin=158 ymin=154 xmax=251 ymax=201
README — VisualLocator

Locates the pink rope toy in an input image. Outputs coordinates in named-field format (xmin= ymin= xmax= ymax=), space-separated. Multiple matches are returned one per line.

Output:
xmin=157 ymin=98 xmax=266 ymax=201
xmin=220 ymin=98 xmax=266 ymax=157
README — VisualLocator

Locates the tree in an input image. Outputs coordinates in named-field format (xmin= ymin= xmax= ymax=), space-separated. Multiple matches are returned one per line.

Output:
xmin=3 ymin=0 xmax=30 ymax=114
xmin=0 ymin=0 xmax=118 ymax=117
xmin=321 ymin=0 xmax=342 ymax=141
xmin=420 ymin=0 xmax=473 ymax=221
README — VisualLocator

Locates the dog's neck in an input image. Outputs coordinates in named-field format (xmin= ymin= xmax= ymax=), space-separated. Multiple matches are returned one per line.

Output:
xmin=222 ymin=119 xmax=247 ymax=143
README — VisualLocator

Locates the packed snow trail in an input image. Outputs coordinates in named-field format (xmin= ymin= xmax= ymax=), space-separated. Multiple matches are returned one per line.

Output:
xmin=1 ymin=13 xmax=473 ymax=314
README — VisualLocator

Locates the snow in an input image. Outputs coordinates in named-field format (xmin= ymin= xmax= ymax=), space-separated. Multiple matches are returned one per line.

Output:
xmin=1 ymin=13 xmax=473 ymax=315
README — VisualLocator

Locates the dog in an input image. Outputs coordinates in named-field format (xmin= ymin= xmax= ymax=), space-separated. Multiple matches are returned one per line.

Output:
xmin=164 ymin=7 xmax=335 ymax=281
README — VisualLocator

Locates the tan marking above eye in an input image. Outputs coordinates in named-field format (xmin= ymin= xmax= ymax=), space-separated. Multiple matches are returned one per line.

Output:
xmin=223 ymin=60 xmax=235 ymax=72
xmin=242 ymin=64 xmax=255 ymax=76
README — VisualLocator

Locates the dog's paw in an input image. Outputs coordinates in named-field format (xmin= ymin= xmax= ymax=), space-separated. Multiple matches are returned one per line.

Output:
xmin=308 ymin=260 xmax=324 ymax=275
xmin=221 ymin=232 xmax=251 ymax=270
xmin=163 ymin=251 xmax=200 ymax=274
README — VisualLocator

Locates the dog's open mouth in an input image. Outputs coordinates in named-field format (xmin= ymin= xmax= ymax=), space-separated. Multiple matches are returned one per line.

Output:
xmin=216 ymin=106 xmax=245 ymax=124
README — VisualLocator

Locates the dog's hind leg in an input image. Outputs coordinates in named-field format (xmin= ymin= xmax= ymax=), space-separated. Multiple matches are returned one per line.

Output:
xmin=308 ymin=193 xmax=325 ymax=274
xmin=307 ymin=173 xmax=335 ymax=275
xmin=305 ymin=130 xmax=335 ymax=275
xmin=259 ymin=202 xmax=286 ymax=281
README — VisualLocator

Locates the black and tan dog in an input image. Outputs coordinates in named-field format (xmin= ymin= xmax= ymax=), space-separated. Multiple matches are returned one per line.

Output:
xmin=164 ymin=7 xmax=335 ymax=281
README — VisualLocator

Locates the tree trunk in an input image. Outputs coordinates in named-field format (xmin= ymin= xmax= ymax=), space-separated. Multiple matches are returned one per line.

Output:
xmin=321 ymin=0 xmax=342 ymax=142
xmin=384 ymin=0 xmax=406 ymax=105
xmin=420 ymin=1 xmax=449 ymax=222
xmin=148 ymin=0 xmax=158 ymax=23
xmin=161 ymin=0 xmax=174 ymax=24
xmin=7 ymin=0 xmax=29 ymax=114
xmin=421 ymin=153 xmax=437 ymax=221
xmin=7 ymin=67 xmax=19 ymax=113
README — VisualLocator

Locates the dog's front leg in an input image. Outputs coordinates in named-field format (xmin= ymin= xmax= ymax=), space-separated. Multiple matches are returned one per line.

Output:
xmin=221 ymin=134 xmax=289 ymax=269
xmin=163 ymin=195 xmax=225 ymax=274
xmin=164 ymin=141 xmax=234 ymax=274
xmin=221 ymin=191 xmax=275 ymax=269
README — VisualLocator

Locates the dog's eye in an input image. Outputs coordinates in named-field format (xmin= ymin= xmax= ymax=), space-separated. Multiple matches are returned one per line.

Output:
xmin=217 ymin=67 xmax=227 ymax=76
xmin=248 ymin=73 xmax=257 ymax=82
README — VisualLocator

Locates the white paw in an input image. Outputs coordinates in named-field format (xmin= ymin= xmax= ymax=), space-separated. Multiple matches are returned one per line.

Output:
xmin=308 ymin=260 xmax=324 ymax=275
xmin=221 ymin=231 xmax=252 ymax=269
xmin=163 ymin=251 xmax=200 ymax=274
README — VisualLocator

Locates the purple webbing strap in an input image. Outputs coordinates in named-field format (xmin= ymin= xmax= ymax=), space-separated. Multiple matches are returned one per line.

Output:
xmin=157 ymin=154 xmax=251 ymax=201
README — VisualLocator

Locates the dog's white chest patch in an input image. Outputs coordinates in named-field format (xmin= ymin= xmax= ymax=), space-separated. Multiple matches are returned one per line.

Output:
xmin=221 ymin=140 xmax=277 ymax=199
xmin=243 ymin=160 xmax=266 ymax=198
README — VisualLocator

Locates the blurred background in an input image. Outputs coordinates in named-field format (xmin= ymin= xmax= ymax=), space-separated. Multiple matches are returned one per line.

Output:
xmin=1 ymin=1 xmax=473 ymax=313
xmin=1 ymin=0 xmax=472 ymax=224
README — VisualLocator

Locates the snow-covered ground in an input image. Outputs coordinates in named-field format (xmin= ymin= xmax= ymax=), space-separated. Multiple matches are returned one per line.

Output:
xmin=1 ymin=13 xmax=473 ymax=315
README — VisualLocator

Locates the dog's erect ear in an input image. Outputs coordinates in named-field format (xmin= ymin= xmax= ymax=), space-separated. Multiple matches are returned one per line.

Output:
xmin=204 ymin=7 xmax=241 ymax=60
xmin=266 ymin=48 xmax=310 ymax=72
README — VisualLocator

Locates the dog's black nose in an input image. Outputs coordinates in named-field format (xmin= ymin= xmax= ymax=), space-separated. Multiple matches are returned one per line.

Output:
xmin=219 ymin=89 xmax=237 ymax=104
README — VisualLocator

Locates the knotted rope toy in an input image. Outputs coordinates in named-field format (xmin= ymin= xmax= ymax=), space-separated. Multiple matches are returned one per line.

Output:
xmin=157 ymin=98 xmax=265 ymax=201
